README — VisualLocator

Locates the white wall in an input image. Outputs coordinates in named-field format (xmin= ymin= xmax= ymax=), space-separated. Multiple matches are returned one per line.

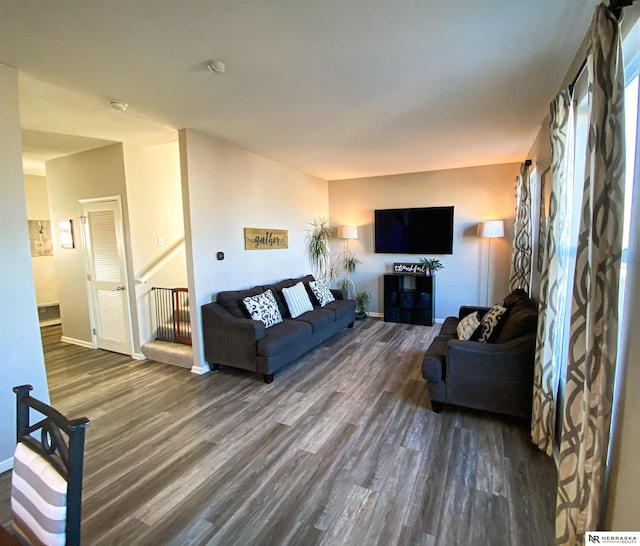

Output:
xmin=46 ymin=144 xmax=133 ymax=346
xmin=328 ymin=163 xmax=518 ymax=320
xmin=0 ymin=64 xmax=50 ymax=470
xmin=123 ymin=141 xmax=187 ymax=347
xmin=24 ymin=174 xmax=59 ymax=306
xmin=179 ymin=129 xmax=329 ymax=373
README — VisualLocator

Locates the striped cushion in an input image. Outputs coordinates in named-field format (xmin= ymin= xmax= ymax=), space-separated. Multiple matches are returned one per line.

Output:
xmin=12 ymin=442 xmax=67 ymax=546
xmin=282 ymin=282 xmax=314 ymax=318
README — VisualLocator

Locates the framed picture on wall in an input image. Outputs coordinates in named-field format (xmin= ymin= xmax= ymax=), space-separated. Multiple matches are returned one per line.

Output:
xmin=58 ymin=219 xmax=75 ymax=249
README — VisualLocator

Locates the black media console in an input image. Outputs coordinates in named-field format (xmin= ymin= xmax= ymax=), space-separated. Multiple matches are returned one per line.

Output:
xmin=383 ymin=274 xmax=434 ymax=326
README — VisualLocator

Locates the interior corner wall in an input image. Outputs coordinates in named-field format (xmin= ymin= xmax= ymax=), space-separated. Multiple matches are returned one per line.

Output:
xmin=179 ymin=129 xmax=329 ymax=372
xmin=328 ymin=163 xmax=519 ymax=320
xmin=24 ymin=174 xmax=59 ymax=306
xmin=123 ymin=140 xmax=187 ymax=348
xmin=0 ymin=64 xmax=49 ymax=470
xmin=46 ymin=144 xmax=129 ymax=346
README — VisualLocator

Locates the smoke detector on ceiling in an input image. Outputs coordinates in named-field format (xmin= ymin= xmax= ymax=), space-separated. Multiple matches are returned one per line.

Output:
xmin=207 ymin=59 xmax=226 ymax=74
xmin=108 ymin=99 xmax=128 ymax=112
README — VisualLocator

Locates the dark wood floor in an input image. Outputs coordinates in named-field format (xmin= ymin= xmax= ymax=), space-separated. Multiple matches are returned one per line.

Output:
xmin=1 ymin=321 xmax=556 ymax=545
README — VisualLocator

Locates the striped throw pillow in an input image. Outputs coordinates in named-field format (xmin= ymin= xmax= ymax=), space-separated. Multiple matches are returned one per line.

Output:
xmin=282 ymin=282 xmax=314 ymax=318
xmin=11 ymin=442 xmax=67 ymax=546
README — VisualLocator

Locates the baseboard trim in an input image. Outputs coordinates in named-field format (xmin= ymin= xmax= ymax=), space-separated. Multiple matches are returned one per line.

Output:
xmin=434 ymin=318 xmax=444 ymax=324
xmin=191 ymin=362 xmax=211 ymax=375
xmin=0 ymin=456 xmax=14 ymax=473
xmin=60 ymin=336 xmax=94 ymax=349
xmin=131 ymin=352 xmax=147 ymax=361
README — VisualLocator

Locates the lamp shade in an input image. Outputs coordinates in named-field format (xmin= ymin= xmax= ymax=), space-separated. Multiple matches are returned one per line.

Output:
xmin=477 ymin=220 xmax=505 ymax=238
xmin=337 ymin=225 xmax=358 ymax=239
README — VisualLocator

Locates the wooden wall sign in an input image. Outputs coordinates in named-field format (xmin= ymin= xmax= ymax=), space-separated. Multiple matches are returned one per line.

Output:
xmin=244 ymin=228 xmax=288 ymax=250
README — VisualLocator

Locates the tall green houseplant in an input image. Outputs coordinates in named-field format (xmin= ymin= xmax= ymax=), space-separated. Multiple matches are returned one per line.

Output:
xmin=305 ymin=217 xmax=332 ymax=282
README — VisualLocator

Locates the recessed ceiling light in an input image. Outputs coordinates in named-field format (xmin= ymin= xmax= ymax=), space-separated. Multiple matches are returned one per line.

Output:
xmin=207 ymin=60 xmax=226 ymax=74
xmin=108 ymin=99 xmax=128 ymax=112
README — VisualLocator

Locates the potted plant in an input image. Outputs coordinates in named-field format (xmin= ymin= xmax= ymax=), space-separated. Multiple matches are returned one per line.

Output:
xmin=335 ymin=250 xmax=361 ymax=298
xmin=421 ymin=257 xmax=444 ymax=276
xmin=343 ymin=251 xmax=361 ymax=274
xmin=355 ymin=291 xmax=371 ymax=320
xmin=305 ymin=217 xmax=332 ymax=281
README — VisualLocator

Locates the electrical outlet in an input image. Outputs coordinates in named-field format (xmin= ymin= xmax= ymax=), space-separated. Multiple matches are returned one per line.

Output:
xmin=157 ymin=236 xmax=164 ymax=247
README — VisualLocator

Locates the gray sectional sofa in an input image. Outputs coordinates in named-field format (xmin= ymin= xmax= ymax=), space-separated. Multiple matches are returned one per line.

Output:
xmin=201 ymin=275 xmax=356 ymax=383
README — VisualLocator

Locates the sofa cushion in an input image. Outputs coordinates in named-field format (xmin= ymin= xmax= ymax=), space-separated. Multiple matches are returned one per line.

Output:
xmin=421 ymin=335 xmax=449 ymax=382
xmin=242 ymin=289 xmax=283 ymax=328
xmin=263 ymin=279 xmax=297 ymax=318
xmin=282 ymin=282 xmax=314 ymax=318
xmin=323 ymin=299 xmax=357 ymax=323
xmin=308 ymin=281 xmax=335 ymax=307
xmin=456 ymin=312 xmax=481 ymax=340
xmin=257 ymin=320 xmax=312 ymax=356
xmin=502 ymin=288 xmax=530 ymax=307
xmin=472 ymin=303 xmax=508 ymax=342
xmin=217 ymin=286 xmax=265 ymax=318
xmin=295 ymin=308 xmax=336 ymax=334
xmin=495 ymin=297 xmax=538 ymax=343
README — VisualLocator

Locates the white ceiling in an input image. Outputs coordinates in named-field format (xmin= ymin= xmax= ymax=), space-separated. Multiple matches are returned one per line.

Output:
xmin=1 ymin=0 xmax=599 ymax=180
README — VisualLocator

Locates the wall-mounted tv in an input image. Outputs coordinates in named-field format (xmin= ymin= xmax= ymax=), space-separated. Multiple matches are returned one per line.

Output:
xmin=374 ymin=206 xmax=454 ymax=254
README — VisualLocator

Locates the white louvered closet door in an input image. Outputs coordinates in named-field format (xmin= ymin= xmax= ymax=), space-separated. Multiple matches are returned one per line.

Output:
xmin=82 ymin=198 xmax=133 ymax=355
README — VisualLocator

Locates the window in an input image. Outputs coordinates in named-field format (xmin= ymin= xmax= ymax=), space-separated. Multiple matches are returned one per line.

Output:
xmin=552 ymin=15 xmax=639 ymax=452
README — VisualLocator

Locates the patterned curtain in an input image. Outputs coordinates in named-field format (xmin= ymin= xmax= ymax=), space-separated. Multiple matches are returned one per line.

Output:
xmin=556 ymin=5 xmax=626 ymax=544
xmin=536 ymin=169 xmax=547 ymax=274
xmin=509 ymin=162 xmax=532 ymax=292
xmin=531 ymin=91 xmax=575 ymax=455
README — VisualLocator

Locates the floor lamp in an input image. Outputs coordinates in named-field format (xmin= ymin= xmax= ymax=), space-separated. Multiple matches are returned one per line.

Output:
xmin=477 ymin=220 xmax=505 ymax=306
xmin=337 ymin=225 xmax=358 ymax=298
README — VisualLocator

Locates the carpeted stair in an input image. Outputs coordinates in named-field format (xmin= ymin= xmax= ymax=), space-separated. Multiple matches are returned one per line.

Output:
xmin=141 ymin=340 xmax=193 ymax=369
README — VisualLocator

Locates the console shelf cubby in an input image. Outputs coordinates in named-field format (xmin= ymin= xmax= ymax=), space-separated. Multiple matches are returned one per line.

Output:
xmin=383 ymin=274 xmax=434 ymax=326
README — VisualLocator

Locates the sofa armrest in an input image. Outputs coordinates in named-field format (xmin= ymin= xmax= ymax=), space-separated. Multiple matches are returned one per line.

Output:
xmin=330 ymin=288 xmax=348 ymax=301
xmin=201 ymin=303 xmax=266 ymax=372
xmin=445 ymin=333 xmax=536 ymax=418
xmin=459 ymin=305 xmax=490 ymax=320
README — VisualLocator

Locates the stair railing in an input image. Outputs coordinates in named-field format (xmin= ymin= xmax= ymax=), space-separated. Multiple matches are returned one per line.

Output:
xmin=136 ymin=238 xmax=185 ymax=284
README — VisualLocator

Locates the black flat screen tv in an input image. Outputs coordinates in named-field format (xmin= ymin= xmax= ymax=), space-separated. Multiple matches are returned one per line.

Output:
xmin=374 ymin=206 xmax=454 ymax=254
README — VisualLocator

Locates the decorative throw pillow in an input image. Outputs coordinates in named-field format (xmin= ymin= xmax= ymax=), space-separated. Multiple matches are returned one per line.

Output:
xmin=12 ymin=442 xmax=67 ymax=546
xmin=282 ymin=282 xmax=314 ymax=318
xmin=456 ymin=311 xmax=481 ymax=340
xmin=242 ymin=289 xmax=283 ymax=328
xmin=475 ymin=303 xmax=508 ymax=342
xmin=309 ymin=280 xmax=335 ymax=307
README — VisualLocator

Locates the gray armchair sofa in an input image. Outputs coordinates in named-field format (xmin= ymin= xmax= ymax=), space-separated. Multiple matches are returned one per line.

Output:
xmin=201 ymin=275 xmax=356 ymax=383
xmin=422 ymin=289 xmax=537 ymax=418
